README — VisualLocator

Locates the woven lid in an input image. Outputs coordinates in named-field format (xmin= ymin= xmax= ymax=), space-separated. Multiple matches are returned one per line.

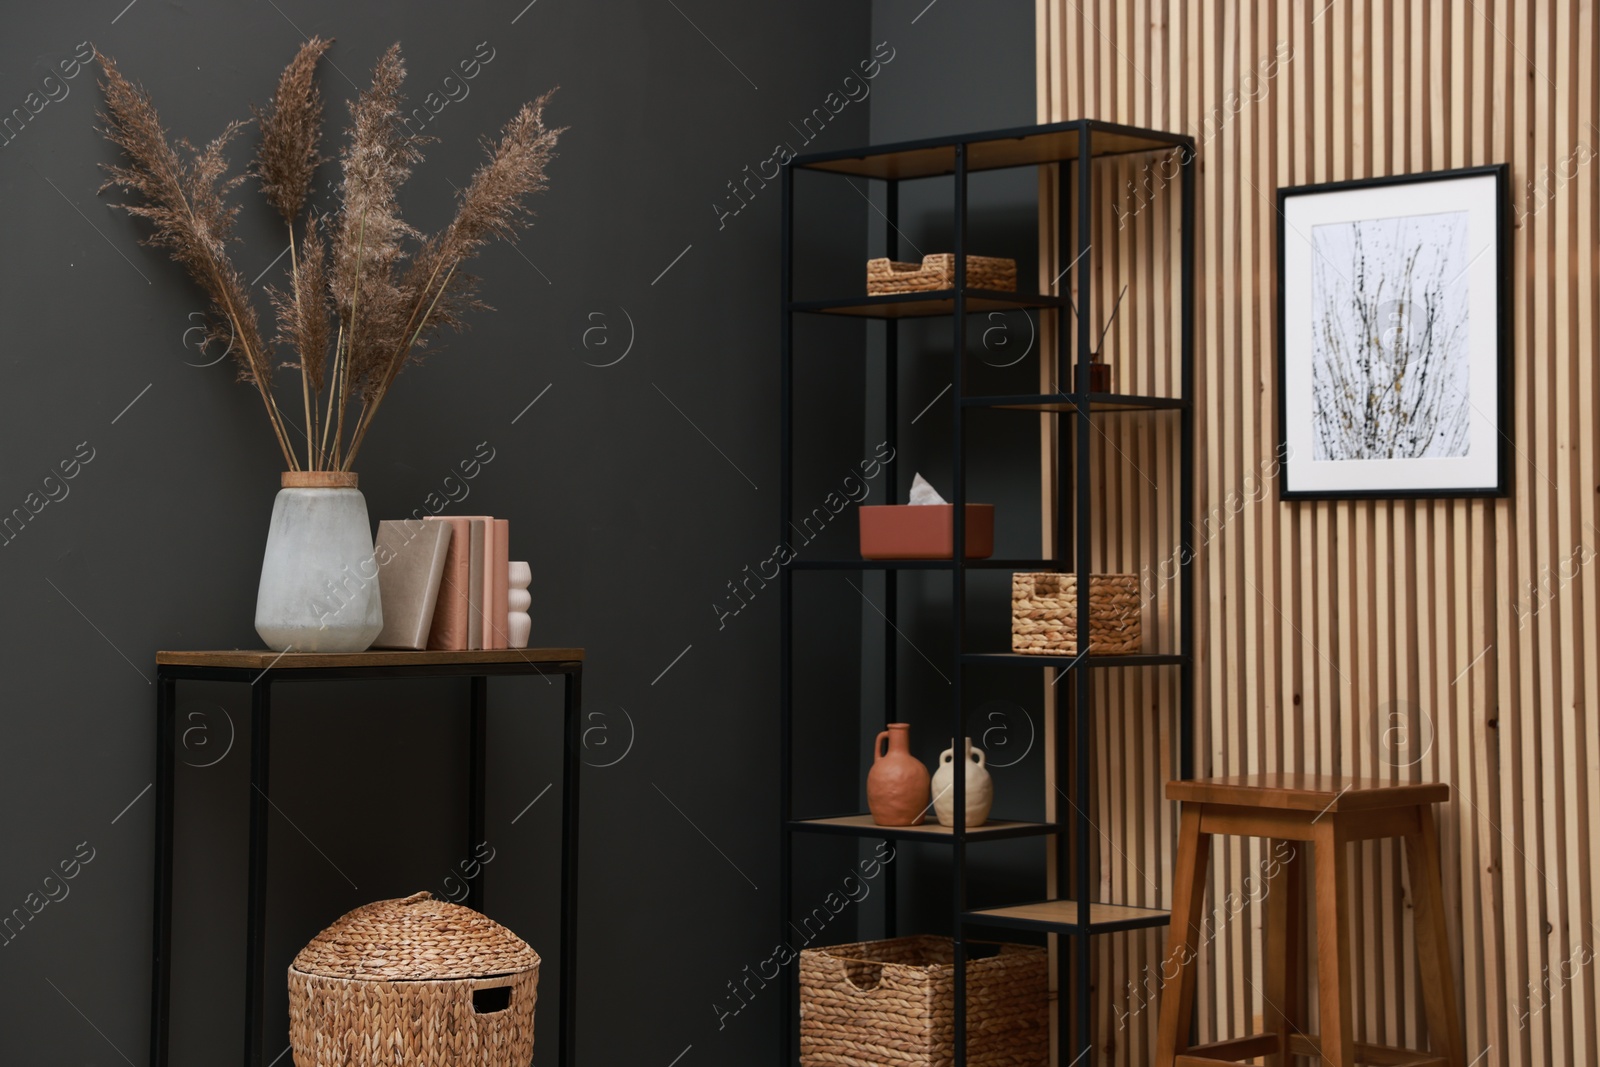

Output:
xmin=290 ymin=892 xmax=539 ymax=981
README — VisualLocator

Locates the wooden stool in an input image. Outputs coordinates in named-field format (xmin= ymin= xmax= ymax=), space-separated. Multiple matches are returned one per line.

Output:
xmin=1155 ymin=773 xmax=1465 ymax=1067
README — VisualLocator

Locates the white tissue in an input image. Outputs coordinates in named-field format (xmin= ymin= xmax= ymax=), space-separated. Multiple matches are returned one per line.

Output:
xmin=908 ymin=472 xmax=948 ymax=506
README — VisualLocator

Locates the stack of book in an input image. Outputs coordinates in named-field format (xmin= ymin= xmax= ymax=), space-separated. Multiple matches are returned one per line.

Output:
xmin=370 ymin=515 xmax=517 ymax=651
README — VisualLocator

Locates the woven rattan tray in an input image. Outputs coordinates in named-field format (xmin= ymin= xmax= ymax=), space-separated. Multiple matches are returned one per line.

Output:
xmin=866 ymin=254 xmax=1017 ymax=295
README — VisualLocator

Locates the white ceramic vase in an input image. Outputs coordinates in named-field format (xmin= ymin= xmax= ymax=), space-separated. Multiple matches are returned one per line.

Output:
xmin=254 ymin=472 xmax=383 ymax=653
xmin=507 ymin=560 xmax=532 ymax=649
xmin=931 ymin=737 xmax=993 ymax=828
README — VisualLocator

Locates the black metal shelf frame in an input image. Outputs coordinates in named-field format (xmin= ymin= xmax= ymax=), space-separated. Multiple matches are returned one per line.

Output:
xmin=150 ymin=658 xmax=584 ymax=1067
xmin=779 ymin=119 xmax=1195 ymax=1067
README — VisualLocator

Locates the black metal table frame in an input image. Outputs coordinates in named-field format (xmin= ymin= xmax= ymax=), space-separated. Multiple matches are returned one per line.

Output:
xmin=149 ymin=658 xmax=584 ymax=1067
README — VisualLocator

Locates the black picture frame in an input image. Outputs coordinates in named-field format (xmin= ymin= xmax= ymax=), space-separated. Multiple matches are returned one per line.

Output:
xmin=1275 ymin=164 xmax=1511 ymax=500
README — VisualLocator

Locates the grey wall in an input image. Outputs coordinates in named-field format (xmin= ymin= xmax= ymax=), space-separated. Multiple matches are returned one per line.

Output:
xmin=0 ymin=3 xmax=876 ymax=1064
xmin=852 ymin=0 xmax=1043 ymax=940
xmin=0 ymin=2 xmax=1035 ymax=1064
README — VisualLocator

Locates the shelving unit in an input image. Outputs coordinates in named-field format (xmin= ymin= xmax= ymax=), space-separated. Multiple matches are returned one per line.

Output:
xmin=779 ymin=120 xmax=1194 ymax=1065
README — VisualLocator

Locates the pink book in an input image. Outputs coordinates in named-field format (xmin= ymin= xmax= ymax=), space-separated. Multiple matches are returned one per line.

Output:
xmin=456 ymin=516 xmax=501 ymax=650
xmin=493 ymin=519 xmax=510 ymax=650
xmin=466 ymin=520 xmax=485 ymax=650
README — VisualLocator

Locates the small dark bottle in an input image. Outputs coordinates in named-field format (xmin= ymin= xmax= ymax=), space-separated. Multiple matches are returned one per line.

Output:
xmin=1074 ymin=359 xmax=1111 ymax=395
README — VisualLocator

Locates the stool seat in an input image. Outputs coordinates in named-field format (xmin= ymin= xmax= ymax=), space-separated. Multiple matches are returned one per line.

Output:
xmin=1156 ymin=774 xmax=1465 ymax=1067
xmin=1166 ymin=772 xmax=1450 ymax=811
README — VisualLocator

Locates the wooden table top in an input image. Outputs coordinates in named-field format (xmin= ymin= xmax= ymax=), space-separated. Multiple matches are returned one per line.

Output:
xmin=1167 ymin=772 xmax=1449 ymax=811
xmin=156 ymin=648 xmax=584 ymax=669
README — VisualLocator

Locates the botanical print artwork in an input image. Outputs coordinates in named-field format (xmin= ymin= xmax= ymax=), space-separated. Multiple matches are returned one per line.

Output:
xmin=1309 ymin=210 xmax=1471 ymax=462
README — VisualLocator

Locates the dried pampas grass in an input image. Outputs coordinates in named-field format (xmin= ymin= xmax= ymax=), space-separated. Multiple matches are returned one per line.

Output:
xmin=253 ymin=36 xmax=333 ymax=228
xmin=96 ymin=40 xmax=562 ymax=470
xmin=97 ymin=52 xmax=299 ymax=466
xmin=343 ymin=91 xmax=565 ymax=464
xmin=330 ymin=43 xmax=424 ymax=467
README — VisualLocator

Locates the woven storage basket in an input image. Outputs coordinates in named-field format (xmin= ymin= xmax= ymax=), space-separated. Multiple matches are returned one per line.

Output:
xmin=866 ymin=254 xmax=1017 ymax=295
xmin=288 ymin=891 xmax=539 ymax=1067
xmin=1011 ymin=572 xmax=1141 ymax=655
xmin=799 ymin=935 xmax=1047 ymax=1067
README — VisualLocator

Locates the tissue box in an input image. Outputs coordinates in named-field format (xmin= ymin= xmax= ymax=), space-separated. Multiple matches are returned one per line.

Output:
xmin=858 ymin=505 xmax=995 ymax=560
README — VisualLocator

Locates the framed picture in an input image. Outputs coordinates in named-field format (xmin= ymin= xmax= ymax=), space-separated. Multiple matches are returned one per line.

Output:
xmin=1276 ymin=164 xmax=1511 ymax=499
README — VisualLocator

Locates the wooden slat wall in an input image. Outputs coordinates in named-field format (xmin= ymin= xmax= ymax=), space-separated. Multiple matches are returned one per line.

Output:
xmin=1035 ymin=2 xmax=1600 ymax=1064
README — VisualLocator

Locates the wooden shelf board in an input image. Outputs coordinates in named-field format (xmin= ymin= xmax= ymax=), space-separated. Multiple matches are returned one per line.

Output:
xmin=790 ymin=558 xmax=1063 ymax=571
xmin=796 ymin=122 xmax=1187 ymax=180
xmin=792 ymin=559 xmax=958 ymax=571
xmin=961 ymin=652 xmax=1185 ymax=669
xmin=965 ymin=393 xmax=1187 ymax=413
xmin=792 ymin=815 xmax=1056 ymax=840
xmin=964 ymin=898 xmax=1171 ymax=934
xmin=156 ymin=648 xmax=584 ymax=669
xmin=792 ymin=290 xmax=1061 ymax=318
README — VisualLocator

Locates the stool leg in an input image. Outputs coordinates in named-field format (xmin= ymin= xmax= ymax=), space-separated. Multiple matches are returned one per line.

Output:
xmin=1312 ymin=820 xmax=1355 ymax=1067
xmin=1262 ymin=839 xmax=1304 ymax=1066
xmin=1407 ymin=805 xmax=1466 ymax=1067
xmin=1156 ymin=804 xmax=1209 ymax=1067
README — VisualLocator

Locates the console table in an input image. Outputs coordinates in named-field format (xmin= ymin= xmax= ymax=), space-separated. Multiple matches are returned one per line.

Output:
xmin=149 ymin=648 xmax=585 ymax=1067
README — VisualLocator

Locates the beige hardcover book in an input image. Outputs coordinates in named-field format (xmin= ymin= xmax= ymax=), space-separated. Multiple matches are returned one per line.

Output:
xmin=423 ymin=516 xmax=473 ymax=651
xmin=372 ymin=520 xmax=453 ymax=650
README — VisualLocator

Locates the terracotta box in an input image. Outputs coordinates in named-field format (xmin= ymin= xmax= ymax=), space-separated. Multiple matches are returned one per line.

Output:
xmin=858 ymin=504 xmax=995 ymax=560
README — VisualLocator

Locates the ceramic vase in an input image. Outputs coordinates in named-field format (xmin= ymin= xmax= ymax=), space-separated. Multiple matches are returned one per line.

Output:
xmin=931 ymin=737 xmax=993 ymax=828
xmin=866 ymin=723 xmax=931 ymax=826
xmin=254 ymin=472 xmax=384 ymax=653
xmin=507 ymin=561 xmax=532 ymax=649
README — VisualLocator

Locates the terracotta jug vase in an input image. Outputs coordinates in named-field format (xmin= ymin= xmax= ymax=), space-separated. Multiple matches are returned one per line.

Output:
xmin=867 ymin=723 xmax=931 ymax=826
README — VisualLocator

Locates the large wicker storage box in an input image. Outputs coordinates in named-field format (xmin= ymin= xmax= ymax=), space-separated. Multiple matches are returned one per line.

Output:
xmin=288 ymin=891 xmax=539 ymax=1067
xmin=1011 ymin=572 xmax=1141 ymax=655
xmin=799 ymin=935 xmax=1047 ymax=1067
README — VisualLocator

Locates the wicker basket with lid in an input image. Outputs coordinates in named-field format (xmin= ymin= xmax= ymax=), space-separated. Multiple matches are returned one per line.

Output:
xmin=288 ymin=891 xmax=540 ymax=1067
